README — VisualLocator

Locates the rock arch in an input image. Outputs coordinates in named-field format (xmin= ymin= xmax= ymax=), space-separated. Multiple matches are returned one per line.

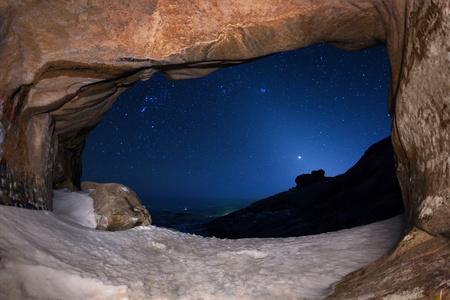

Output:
xmin=0 ymin=0 xmax=449 ymax=297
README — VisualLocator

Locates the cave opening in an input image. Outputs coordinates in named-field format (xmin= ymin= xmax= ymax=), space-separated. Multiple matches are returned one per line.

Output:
xmin=81 ymin=43 xmax=393 ymax=235
xmin=0 ymin=2 xmax=448 ymax=298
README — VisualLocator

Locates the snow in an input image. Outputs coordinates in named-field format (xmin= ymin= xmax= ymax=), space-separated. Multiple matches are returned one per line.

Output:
xmin=0 ymin=191 xmax=406 ymax=300
xmin=52 ymin=189 xmax=97 ymax=228
xmin=120 ymin=186 xmax=130 ymax=193
xmin=0 ymin=262 xmax=128 ymax=300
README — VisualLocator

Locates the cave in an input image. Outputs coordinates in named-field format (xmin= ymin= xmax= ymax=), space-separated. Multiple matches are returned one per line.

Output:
xmin=0 ymin=0 xmax=448 ymax=298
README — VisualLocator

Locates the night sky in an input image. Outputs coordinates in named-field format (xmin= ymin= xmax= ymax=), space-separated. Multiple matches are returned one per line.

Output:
xmin=82 ymin=44 xmax=391 ymax=209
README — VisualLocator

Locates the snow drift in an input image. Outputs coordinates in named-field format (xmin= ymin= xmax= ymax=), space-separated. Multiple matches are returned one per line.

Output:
xmin=52 ymin=189 xmax=97 ymax=228
xmin=0 ymin=191 xmax=406 ymax=300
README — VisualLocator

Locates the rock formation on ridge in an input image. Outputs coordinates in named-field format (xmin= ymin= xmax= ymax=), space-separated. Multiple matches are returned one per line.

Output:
xmin=0 ymin=0 xmax=448 ymax=298
xmin=295 ymin=169 xmax=327 ymax=188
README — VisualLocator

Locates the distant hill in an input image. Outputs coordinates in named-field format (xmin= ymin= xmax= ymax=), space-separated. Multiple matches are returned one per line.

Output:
xmin=206 ymin=137 xmax=405 ymax=238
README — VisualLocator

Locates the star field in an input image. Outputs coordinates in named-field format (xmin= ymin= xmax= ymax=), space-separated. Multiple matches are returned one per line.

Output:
xmin=82 ymin=44 xmax=391 ymax=209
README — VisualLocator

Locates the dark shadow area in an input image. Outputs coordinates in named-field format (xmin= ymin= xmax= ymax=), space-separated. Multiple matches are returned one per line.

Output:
xmin=205 ymin=136 xmax=404 ymax=238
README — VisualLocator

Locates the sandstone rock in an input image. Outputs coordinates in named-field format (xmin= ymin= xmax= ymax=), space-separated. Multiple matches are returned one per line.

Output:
xmin=81 ymin=182 xmax=151 ymax=231
xmin=54 ymin=180 xmax=78 ymax=192
xmin=390 ymin=0 xmax=450 ymax=237
xmin=0 ymin=0 xmax=448 ymax=297
xmin=327 ymin=227 xmax=450 ymax=299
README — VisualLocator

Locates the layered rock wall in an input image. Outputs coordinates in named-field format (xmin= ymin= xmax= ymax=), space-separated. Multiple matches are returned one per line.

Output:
xmin=391 ymin=1 xmax=450 ymax=237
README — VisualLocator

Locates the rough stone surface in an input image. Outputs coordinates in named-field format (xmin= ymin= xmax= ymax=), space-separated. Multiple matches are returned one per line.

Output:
xmin=0 ymin=0 xmax=448 ymax=298
xmin=81 ymin=181 xmax=151 ymax=231
xmin=328 ymin=227 xmax=450 ymax=299
xmin=391 ymin=0 xmax=450 ymax=237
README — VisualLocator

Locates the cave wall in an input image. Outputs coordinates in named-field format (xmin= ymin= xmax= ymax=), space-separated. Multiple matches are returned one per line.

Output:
xmin=0 ymin=0 xmax=449 ymax=298
xmin=391 ymin=0 xmax=450 ymax=237
xmin=0 ymin=0 xmax=448 ymax=233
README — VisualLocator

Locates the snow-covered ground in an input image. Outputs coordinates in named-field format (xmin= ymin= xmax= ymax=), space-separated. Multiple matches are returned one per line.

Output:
xmin=0 ymin=190 xmax=406 ymax=300
xmin=52 ymin=189 xmax=97 ymax=228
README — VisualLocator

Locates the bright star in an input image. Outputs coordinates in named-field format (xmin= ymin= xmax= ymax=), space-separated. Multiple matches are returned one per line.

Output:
xmin=298 ymin=156 xmax=302 ymax=160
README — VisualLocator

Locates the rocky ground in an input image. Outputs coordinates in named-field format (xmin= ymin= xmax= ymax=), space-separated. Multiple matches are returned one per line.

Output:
xmin=206 ymin=137 xmax=405 ymax=238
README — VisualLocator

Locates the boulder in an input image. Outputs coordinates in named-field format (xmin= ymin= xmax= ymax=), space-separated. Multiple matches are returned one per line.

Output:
xmin=328 ymin=228 xmax=450 ymax=299
xmin=81 ymin=182 xmax=151 ymax=231
xmin=295 ymin=169 xmax=327 ymax=188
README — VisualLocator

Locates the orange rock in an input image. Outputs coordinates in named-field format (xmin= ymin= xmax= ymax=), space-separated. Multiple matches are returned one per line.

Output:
xmin=81 ymin=181 xmax=151 ymax=231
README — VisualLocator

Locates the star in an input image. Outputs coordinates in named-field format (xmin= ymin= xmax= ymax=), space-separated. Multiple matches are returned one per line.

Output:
xmin=82 ymin=44 xmax=391 ymax=206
